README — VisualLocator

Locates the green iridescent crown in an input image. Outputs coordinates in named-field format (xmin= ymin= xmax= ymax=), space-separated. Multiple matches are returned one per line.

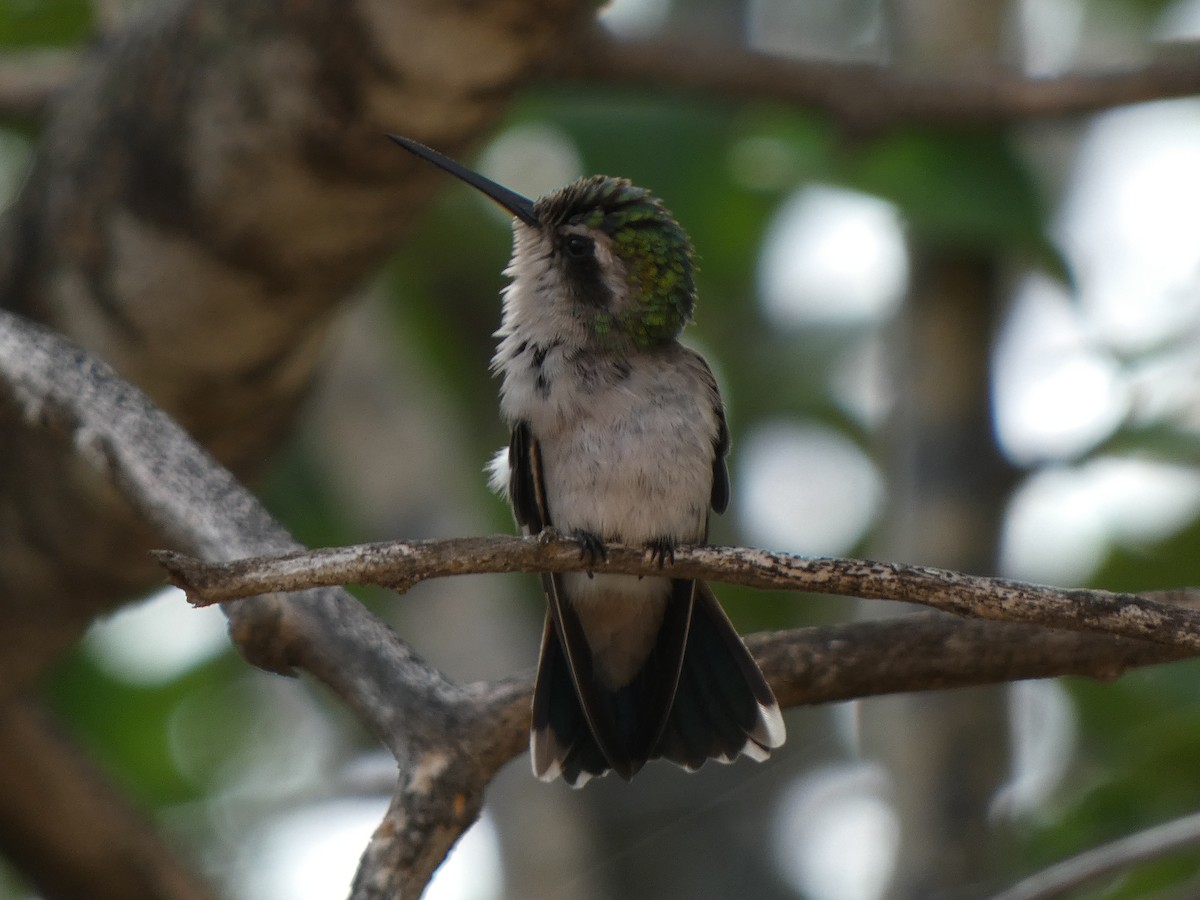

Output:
xmin=537 ymin=176 xmax=697 ymax=347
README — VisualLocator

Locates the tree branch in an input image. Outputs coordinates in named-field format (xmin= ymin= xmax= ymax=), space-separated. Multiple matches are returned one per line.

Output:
xmin=989 ymin=809 xmax=1200 ymax=900
xmin=0 ymin=310 xmax=485 ymax=895
xmin=5 ymin=307 xmax=1200 ymax=897
xmin=554 ymin=34 xmax=1200 ymax=129
xmin=463 ymin=613 xmax=1193 ymax=782
xmin=154 ymin=536 xmax=1200 ymax=652
xmin=0 ymin=0 xmax=597 ymax=697
xmin=367 ymin=616 xmax=1194 ymax=897
xmin=7 ymin=31 xmax=1200 ymax=130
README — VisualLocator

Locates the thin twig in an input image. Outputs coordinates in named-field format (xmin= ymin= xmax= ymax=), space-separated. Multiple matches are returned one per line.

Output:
xmin=990 ymin=810 xmax=1200 ymax=900
xmin=154 ymin=537 xmax=1200 ymax=652
xmin=554 ymin=34 xmax=1200 ymax=129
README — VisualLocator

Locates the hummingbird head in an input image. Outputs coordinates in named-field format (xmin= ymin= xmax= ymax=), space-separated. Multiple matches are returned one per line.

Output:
xmin=528 ymin=175 xmax=696 ymax=350
xmin=389 ymin=135 xmax=696 ymax=353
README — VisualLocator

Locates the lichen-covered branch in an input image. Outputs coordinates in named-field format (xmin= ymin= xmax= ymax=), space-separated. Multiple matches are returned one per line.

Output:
xmin=155 ymin=535 xmax=1200 ymax=652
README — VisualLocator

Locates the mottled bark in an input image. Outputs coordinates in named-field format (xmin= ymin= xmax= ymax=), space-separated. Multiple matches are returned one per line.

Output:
xmin=156 ymin=538 xmax=1200 ymax=652
xmin=0 ymin=2 xmax=592 ymax=895
xmin=0 ymin=0 xmax=592 ymax=695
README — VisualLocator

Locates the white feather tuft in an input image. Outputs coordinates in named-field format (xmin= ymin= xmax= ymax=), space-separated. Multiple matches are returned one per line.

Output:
xmin=485 ymin=447 xmax=510 ymax=496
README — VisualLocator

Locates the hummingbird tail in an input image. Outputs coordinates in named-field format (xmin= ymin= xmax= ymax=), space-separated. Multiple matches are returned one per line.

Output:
xmin=530 ymin=609 xmax=612 ymax=786
xmin=530 ymin=578 xmax=785 ymax=787
xmin=530 ymin=577 xmax=692 ymax=787
xmin=654 ymin=581 xmax=786 ymax=770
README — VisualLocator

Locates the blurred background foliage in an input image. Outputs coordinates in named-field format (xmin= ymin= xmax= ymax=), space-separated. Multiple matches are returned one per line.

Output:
xmin=6 ymin=0 xmax=1200 ymax=897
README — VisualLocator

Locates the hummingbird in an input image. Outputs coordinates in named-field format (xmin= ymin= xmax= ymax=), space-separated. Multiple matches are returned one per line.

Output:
xmin=389 ymin=134 xmax=785 ymax=786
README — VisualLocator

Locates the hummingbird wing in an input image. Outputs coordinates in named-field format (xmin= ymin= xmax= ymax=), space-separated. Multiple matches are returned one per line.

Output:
xmin=507 ymin=419 xmax=608 ymax=781
xmin=710 ymin=398 xmax=730 ymax=515
xmin=695 ymin=351 xmax=730 ymax=517
xmin=529 ymin=608 xmax=611 ymax=784
xmin=507 ymin=421 xmax=547 ymax=533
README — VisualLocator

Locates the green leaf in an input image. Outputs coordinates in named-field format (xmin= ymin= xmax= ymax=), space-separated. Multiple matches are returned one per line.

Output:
xmin=1092 ymin=508 xmax=1200 ymax=594
xmin=0 ymin=0 xmax=91 ymax=47
xmin=845 ymin=130 xmax=1050 ymax=255
xmin=1093 ymin=425 xmax=1200 ymax=466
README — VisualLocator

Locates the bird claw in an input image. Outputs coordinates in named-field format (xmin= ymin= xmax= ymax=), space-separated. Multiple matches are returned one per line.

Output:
xmin=574 ymin=530 xmax=608 ymax=576
xmin=645 ymin=537 xmax=675 ymax=569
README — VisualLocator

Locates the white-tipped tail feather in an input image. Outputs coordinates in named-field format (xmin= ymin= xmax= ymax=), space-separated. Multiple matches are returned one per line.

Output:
xmin=532 ymin=578 xmax=785 ymax=786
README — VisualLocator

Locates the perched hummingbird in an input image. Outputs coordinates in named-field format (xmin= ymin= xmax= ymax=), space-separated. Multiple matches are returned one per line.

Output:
xmin=389 ymin=134 xmax=785 ymax=786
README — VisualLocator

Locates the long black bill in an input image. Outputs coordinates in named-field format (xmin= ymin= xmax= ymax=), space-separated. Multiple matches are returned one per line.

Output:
xmin=387 ymin=134 xmax=540 ymax=228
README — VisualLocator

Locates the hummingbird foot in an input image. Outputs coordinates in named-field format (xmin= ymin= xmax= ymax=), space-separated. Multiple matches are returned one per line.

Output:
xmin=535 ymin=526 xmax=563 ymax=544
xmin=573 ymin=530 xmax=608 ymax=577
xmin=644 ymin=536 xmax=676 ymax=569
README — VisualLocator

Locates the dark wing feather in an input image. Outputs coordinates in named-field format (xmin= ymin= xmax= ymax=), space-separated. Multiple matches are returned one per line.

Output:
xmin=508 ymin=420 xmax=548 ymax=533
xmin=517 ymin=421 xmax=628 ymax=784
xmin=688 ymin=352 xmax=730 ymax=516
xmin=530 ymin=608 xmax=610 ymax=783
xmin=710 ymin=406 xmax=730 ymax=515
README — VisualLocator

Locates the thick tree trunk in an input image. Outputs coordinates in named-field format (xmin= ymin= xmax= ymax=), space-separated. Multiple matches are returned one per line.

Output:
xmin=869 ymin=251 xmax=1020 ymax=898
xmin=858 ymin=5 xmax=1022 ymax=895
xmin=0 ymin=0 xmax=591 ymax=695
xmin=0 ymin=1 xmax=590 ymax=895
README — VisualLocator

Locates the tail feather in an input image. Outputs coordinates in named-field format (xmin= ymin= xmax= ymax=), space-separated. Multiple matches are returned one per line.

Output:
xmin=658 ymin=654 xmax=742 ymax=770
xmin=655 ymin=582 xmax=785 ymax=770
xmin=531 ymin=611 xmax=610 ymax=785
xmin=531 ymin=577 xmax=691 ymax=786
xmin=531 ymin=578 xmax=785 ymax=786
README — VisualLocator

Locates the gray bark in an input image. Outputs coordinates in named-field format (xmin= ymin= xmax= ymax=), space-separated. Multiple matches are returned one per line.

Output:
xmin=0 ymin=1 xmax=590 ymax=894
xmin=0 ymin=0 xmax=591 ymax=695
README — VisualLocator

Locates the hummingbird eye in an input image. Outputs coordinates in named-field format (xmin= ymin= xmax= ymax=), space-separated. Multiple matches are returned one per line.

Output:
xmin=563 ymin=234 xmax=594 ymax=261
